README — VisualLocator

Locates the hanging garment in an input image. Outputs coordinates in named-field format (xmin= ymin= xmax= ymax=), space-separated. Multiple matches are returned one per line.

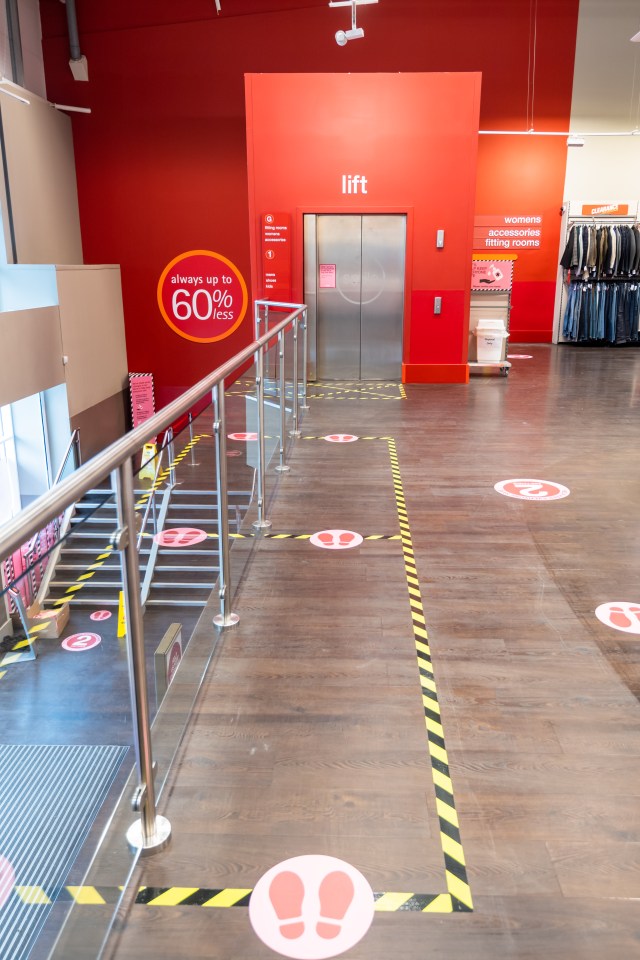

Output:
xmin=562 ymin=280 xmax=640 ymax=343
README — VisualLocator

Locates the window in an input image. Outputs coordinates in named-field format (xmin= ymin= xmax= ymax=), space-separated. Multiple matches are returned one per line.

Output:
xmin=0 ymin=405 xmax=20 ymax=524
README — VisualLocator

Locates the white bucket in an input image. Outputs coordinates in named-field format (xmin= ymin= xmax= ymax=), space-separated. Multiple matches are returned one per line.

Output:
xmin=474 ymin=318 xmax=508 ymax=363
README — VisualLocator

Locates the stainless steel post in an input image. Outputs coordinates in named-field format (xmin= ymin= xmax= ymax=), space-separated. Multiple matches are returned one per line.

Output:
xmin=289 ymin=317 xmax=301 ymax=438
xmin=252 ymin=346 xmax=272 ymax=528
xmin=212 ymin=384 xmax=239 ymax=627
xmin=167 ymin=427 xmax=176 ymax=485
xmin=275 ymin=330 xmax=290 ymax=474
xmin=301 ymin=309 xmax=309 ymax=411
xmin=112 ymin=460 xmax=171 ymax=855
xmin=188 ymin=413 xmax=199 ymax=466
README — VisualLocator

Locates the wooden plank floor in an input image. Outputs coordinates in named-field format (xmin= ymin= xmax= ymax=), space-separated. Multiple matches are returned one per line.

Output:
xmin=106 ymin=346 xmax=640 ymax=960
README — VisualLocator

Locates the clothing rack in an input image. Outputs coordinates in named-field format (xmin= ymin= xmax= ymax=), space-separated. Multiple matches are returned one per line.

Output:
xmin=557 ymin=205 xmax=640 ymax=344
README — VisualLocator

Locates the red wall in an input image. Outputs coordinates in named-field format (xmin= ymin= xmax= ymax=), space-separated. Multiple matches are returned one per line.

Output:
xmin=39 ymin=0 xmax=579 ymax=402
xmin=246 ymin=73 xmax=481 ymax=382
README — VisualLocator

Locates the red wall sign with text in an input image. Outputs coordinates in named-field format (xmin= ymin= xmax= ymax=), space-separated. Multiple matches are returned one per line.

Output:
xmin=261 ymin=213 xmax=292 ymax=300
xmin=157 ymin=249 xmax=248 ymax=343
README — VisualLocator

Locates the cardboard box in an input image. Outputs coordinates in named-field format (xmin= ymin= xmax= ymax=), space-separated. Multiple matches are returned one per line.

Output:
xmin=31 ymin=603 xmax=70 ymax=639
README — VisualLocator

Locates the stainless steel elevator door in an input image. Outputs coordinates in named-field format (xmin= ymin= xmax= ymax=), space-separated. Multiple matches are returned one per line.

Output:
xmin=315 ymin=214 xmax=406 ymax=380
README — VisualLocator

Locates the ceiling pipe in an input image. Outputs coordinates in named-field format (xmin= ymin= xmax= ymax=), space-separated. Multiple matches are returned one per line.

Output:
xmin=63 ymin=0 xmax=89 ymax=81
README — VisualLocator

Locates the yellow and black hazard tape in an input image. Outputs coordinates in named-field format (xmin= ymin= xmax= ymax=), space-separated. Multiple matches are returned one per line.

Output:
xmin=308 ymin=393 xmax=401 ymax=401
xmin=309 ymin=381 xmax=398 ymax=389
xmin=137 ymin=434 xmax=209 ymax=509
xmin=11 ymin=885 xmax=460 ymax=913
xmin=140 ymin=531 xmax=402 ymax=541
xmin=387 ymin=438 xmax=473 ymax=913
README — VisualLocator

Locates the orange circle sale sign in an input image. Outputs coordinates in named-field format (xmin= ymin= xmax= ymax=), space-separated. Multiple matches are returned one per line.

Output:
xmin=157 ymin=249 xmax=248 ymax=343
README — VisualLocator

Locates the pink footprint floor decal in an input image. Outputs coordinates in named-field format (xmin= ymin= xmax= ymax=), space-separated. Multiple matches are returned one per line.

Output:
xmin=339 ymin=532 xmax=355 ymax=545
xmin=609 ymin=605 xmax=640 ymax=629
xmin=318 ymin=532 xmax=335 ymax=545
xmin=269 ymin=870 xmax=305 ymax=939
xmin=316 ymin=870 xmax=354 ymax=939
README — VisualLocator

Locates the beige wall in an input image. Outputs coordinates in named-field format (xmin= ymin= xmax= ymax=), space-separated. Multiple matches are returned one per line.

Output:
xmin=563 ymin=0 xmax=640 ymax=199
xmin=56 ymin=265 xmax=128 ymax=418
xmin=0 ymin=305 xmax=64 ymax=407
xmin=0 ymin=265 xmax=128 ymax=420
xmin=0 ymin=89 xmax=83 ymax=265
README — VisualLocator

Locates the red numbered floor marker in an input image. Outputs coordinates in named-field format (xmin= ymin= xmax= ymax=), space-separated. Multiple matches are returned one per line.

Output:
xmin=0 ymin=855 xmax=15 ymax=909
xmin=90 ymin=610 xmax=112 ymax=622
xmin=595 ymin=601 xmax=640 ymax=635
xmin=62 ymin=633 xmax=102 ymax=652
xmin=153 ymin=527 xmax=208 ymax=547
xmin=227 ymin=432 xmax=258 ymax=441
xmin=249 ymin=854 xmax=374 ymax=960
xmin=310 ymin=530 xmax=363 ymax=550
xmin=494 ymin=479 xmax=570 ymax=501
xmin=323 ymin=435 xmax=358 ymax=443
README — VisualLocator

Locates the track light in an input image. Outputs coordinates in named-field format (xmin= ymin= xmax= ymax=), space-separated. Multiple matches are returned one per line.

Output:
xmin=335 ymin=27 xmax=364 ymax=45
xmin=330 ymin=0 xmax=377 ymax=46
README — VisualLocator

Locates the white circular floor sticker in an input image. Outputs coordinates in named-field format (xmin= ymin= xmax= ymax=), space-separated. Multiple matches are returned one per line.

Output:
xmin=249 ymin=855 xmax=374 ymax=959
xmin=62 ymin=632 xmax=102 ymax=652
xmin=323 ymin=434 xmax=358 ymax=443
xmin=595 ymin=602 xmax=640 ymax=635
xmin=507 ymin=354 xmax=533 ymax=359
xmin=228 ymin=432 xmax=257 ymax=441
xmin=310 ymin=530 xmax=363 ymax=550
xmin=494 ymin=479 xmax=570 ymax=501
xmin=154 ymin=527 xmax=208 ymax=547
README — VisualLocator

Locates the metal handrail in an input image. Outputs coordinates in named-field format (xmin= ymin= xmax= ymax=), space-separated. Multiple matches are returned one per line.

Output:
xmin=52 ymin=428 xmax=81 ymax=486
xmin=0 ymin=305 xmax=305 ymax=562
xmin=135 ymin=432 xmax=170 ymax=552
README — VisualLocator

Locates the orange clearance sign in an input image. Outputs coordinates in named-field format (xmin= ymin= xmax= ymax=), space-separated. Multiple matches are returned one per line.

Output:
xmin=157 ymin=249 xmax=248 ymax=343
xmin=581 ymin=204 xmax=629 ymax=217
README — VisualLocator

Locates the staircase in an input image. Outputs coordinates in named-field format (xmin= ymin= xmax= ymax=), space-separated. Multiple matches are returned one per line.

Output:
xmin=46 ymin=485 xmax=252 ymax=609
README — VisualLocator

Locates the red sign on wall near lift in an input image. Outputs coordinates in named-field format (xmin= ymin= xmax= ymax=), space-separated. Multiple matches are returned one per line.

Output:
xmin=261 ymin=213 xmax=291 ymax=300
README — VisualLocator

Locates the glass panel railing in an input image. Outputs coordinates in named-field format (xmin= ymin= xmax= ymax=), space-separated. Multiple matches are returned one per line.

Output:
xmin=0 ymin=507 xmax=135 ymax=960
xmin=0 ymin=301 xmax=307 ymax=959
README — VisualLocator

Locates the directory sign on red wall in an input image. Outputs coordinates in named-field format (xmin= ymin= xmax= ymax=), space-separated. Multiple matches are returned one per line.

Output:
xmin=261 ymin=212 xmax=292 ymax=300
xmin=473 ymin=215 xmax=543 ymax=251
xmin=157 ymin=249 xmax=248 ymax=343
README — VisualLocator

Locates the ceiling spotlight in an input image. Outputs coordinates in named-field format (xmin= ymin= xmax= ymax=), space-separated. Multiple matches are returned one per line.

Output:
xmin=336 ymin=27 xmax=364 ymax=45
xmin=631 ymin=30 xmax=640 ymax=41
xmin=330 ymin=0 xmax=377 ymax=46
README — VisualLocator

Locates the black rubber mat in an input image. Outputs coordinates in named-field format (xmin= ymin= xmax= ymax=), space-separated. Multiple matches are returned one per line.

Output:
xmin=0 ymin=743 xmax=128 ymax=959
